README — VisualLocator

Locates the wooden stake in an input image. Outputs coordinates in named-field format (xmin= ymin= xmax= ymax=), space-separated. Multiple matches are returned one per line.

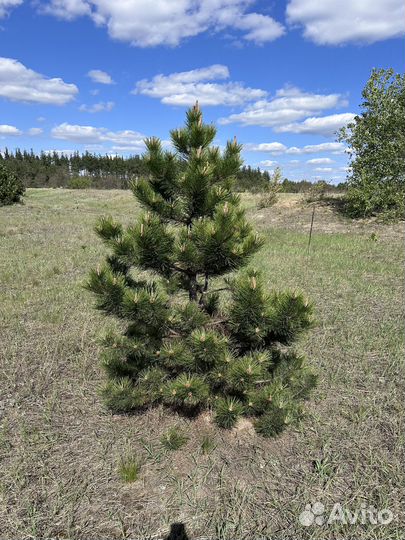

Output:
xmin=307 ymin=206 xmax=315 ymax=254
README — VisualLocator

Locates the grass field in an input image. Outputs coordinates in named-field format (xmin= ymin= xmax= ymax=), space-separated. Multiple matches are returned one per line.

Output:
xmin=1 ymin=189 xmax=404 ymax=539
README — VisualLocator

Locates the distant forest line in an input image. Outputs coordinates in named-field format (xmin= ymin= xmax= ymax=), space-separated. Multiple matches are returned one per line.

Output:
xmin=0 ymin=149 xmax=346 ymax=193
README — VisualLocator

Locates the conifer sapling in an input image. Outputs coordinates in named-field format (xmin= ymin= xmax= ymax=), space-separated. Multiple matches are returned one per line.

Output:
xmin=87 ymin=104 xmax=316 ymax=437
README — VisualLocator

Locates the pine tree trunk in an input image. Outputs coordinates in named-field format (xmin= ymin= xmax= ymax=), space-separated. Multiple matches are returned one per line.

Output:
xmin=189 ymin=274 xmax=198 ymax=302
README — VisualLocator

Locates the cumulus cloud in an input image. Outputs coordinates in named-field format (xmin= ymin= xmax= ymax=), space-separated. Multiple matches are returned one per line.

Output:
xmin=286 ymin=0 xmax=405 ymax=45
xmin=0 ymin=57 xmax=78 ymax=105
xmin=51 ymin=122 xmax=146 ymax=151
xmin=288 ymin=142 xmax=346 ymax=154
xmin=246 ymin=142 xmax=288 ymax=154
xmin=41 ymin=0 xmax=284 ymax=47
xmin=87 ymin=69 xmax=114 ymax=84
xmin=276 ymin=113 xmax=356 ymax=136
xmin=42 ymin=0 xmax=91 ymax=19
xmin=0 ymin=0 xmax=22 ymax=18
xmin=307 ymin=157 xmax=334 ymax=164
xmin=314 ymin=167 xmax=333 ymax=172
xmin=79 ymin=101 xmax=115 ymax=113
xmin=134 ymin=64 xmax=266 ymax=106
xmin=0 ymin=124 xmax=21 ymax=136
xmin=219 ymin=86 xmax=348 ymax=127
xmin=232 ymin=12 xmax=285 ymax=44
xmin=27 ymin=127 xmax=43 ymax=135
xmin=259 ymin=160 xmax=278 ymax=167
xmin=246 ymin=141 xmax=347 ymax=155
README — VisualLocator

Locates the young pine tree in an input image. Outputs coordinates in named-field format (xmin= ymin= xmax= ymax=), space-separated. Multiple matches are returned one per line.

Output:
xmin=257 ymin=166 xmax=282 ymax=209
xmin=87 ymin=104 xmax=316 ymax=437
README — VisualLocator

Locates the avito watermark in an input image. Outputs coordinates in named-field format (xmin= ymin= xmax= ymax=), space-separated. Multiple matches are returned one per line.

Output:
xmin=299 ymin=501 xmax=394 ymax=527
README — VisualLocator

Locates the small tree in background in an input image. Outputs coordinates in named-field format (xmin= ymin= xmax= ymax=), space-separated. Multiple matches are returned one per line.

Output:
xmin=257 ymin=166 xmax=282 ymax=209
xmin=0 ymin=163 xmax=25 ymax=206
xmin=306 ymin=180 xmax=329 ymax=203
xmin=339 ymin=68 xmax=405 ymax=218
xmin=87 ymin=105 xmax=316 ymax=437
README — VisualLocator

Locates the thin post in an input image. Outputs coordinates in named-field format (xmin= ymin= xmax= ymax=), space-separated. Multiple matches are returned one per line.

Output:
xmin=307 ymin=205 xmax=315 ymax=254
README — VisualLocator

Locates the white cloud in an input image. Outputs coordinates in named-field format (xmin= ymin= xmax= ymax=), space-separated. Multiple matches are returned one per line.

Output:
xmin=276 ymin=113 xmax=356 ymax=136
xmin=219 ymin=86 xmax=347 ymax=127
xmin=134 ymin=64 xmax=266 ymax=107
xmin=87 ymin=69 xmax=114 ymax=84
xmin=314 ymin=167 xmax=333 ymax=172
xmin=79 ymin=101 xmax=115 ymax=113
xmin=0 ymin=0 xmax=22 ymax=18
xmin=286 ymin=0 xmax=405 ymax=45
xmin=0 ymin=124 xmax=21 ymax=136
xmin=51 ymin=122 xmax=146 ymax=151
xmin=307 ymin=157 xmax=334 ymax=165
xmin=246 ymin=141 xmax=347 ymax=155
xmin=0 ymin=57 xmax=78 ymax=105
xmin=27 ymin=127 xmax=43 ymax=135
xmin=232 ymin=12 xmax=285 ymax=44
xmin=42 ymin=0 xmax=91 ymax=19
xmin=288 ymin=142 xmax=346 ymax=154
xmin=259 ymin=160 xmax=278 ymax=167
xmin=246 ymin=142 xmax=287 ymax=154
xmin=41 ymin=1 xmax=284 ymax=47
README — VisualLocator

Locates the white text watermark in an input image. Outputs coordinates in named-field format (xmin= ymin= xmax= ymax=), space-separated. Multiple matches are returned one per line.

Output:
xmin=299 ymin=502 xmax=394 ymax=527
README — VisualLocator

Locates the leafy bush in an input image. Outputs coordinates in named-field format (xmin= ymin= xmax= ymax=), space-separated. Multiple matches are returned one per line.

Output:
xmin=339 ymin=69 xmax=405 ymax=219
xmin=343 ymin=173 xmax=404 ymax=219
xmin=68 ymin=176 xmax=93 ymax=189
xmin=0 ymin=163 xmax=25 ymax=206
xmin=87 ymin=105 xmax=316 ymax=438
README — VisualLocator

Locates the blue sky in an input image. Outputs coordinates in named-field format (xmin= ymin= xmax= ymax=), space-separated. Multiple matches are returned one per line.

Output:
xmin=0 ymin=0 xmax=404 ymax=183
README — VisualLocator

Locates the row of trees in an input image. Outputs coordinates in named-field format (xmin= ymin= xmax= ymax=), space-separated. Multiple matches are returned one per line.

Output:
xmin=0 ymin=150 xmax=149 ymax=188
xmin=0 ymin=149 xmax=343 ymax=193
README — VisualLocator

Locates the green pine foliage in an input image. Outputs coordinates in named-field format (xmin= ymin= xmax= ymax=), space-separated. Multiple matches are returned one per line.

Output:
xmin=87 ymin=104 xmax=316 ymax=437
xmin=0 ymin=162 xmax=25 ymax=206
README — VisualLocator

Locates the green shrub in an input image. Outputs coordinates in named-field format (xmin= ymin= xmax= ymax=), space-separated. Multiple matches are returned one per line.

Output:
xmin=0 ymin=163 xmax=25 ymax=206
xmin=338 ymin=69 xmax=405 ymax=220
xmin=68 ymin=176 xmax=93 ymax=189
xmin=344 ymin=175 xmax=405 ymax=219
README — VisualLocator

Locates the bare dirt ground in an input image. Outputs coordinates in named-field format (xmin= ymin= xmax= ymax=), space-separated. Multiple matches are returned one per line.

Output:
xmin=1 ymin=189 xmax=404 ymax=539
